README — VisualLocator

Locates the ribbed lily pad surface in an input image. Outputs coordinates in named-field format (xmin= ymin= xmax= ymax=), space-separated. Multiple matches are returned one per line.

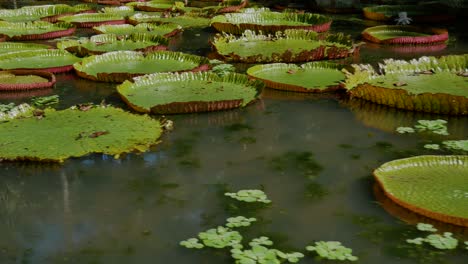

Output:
xmin=130 ymin=0 xmax=176 ymax=12
xmin=247 ymin=62 xmax=345 ymax=93
xmin=74 ymin=50 xmax=209 ymax=82
xmin=94 ymin=23 xmax=181 ymax=37
xmin=0 ymin=72 xmax=48 ymax=84
xmin=0 ymin=49 xmax=81 ymax=73
xmin=0 ymin=70 xmax=56 ymax=91
xmin=117 ymin=72 xmax=263 ymax=113
xmin=344 ymin=54 xmax=468 ymax=115
xmin=0 ymin=107 xmax=162 ymax=162
xmin=374 ymin=155 xmax=468 ymax=226
xmin=129 ymin=13 xmax=210 ymax=28
xmin=0 ymin=42 xmax=51 ymax=55
xmin=211 ymin=11 xmax=331 ymax=34
xmin=57 ymin=33 xmax=169 ymax=56
xmin=58 ymin=13 xmax=126 ymax=27
xmin=0 ymin=21 xmax=75 ymax=40
xmin=0 ymin=4 xmax=91 ymax=22
xmin=212 ymin=30 xmax=355 ymax=63
xmin=100 ymin=6 xmax=135 ymax=16
xmin=362 ymin=25 xmax=448 ymax=45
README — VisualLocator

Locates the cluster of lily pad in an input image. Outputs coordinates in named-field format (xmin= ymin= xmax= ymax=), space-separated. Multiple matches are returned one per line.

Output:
xmin=180 ymin=189 xmax=358 ymax=263
xmin=406 ymin=223 xmax=467 ymax=250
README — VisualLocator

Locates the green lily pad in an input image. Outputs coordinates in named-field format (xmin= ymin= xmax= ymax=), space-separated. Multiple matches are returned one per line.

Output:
xmin=100 ymin=6 xmax=135 ymax=16
xmin=0 ymin=42 xmax=51 ymax=55
xmin=130 ymin=0 xmax=176 ymax=12
xmin=0 ymin=21 xmax=75 ymax=40
xmin=93 ymin=22 xmax=182 ymax=38
xmin=211 ymin=11 xmax=332 ymax=34
xmin=0 ymin=72 xmax=48 ymax=85
xmin=0 ymin=4 xmax=92 ymax=22
xmin=343 ymin=54 xmax=468 ymax=115
xmin=362 ymin=25 xmax=449 ymax=45
xmin=57 ymin=33 xmax=169 ymax=57
xmin=128 ymin=12 xmax=210 ymax=28
xmin=247 ymin=62 xmax=346 ymax=93
xmin=212 ymin=29 xmax=356 ymax=63
xmin=0 ymin=106 xmax=162 ymax=162
xmin=117 ymin=71 xmax=263 ymax=114
xmin=0 ymin=70 xmax=56 ymax=91
xmin=374 ymin=155 xmax=468 ymax=227
xmin=0 ymin=49 xmax=81 ymax=73
xmin=58 ymin=13 xmax=126 ymax=28
xmin=74 ymin=50 xmax=210 ymax=82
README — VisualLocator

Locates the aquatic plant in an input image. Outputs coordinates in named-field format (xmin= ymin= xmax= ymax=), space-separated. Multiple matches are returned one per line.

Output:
xmin=74 ymin=51 xmax=209 ymax=82
xmin=128 ymin=12 xmax=210 ymax=28
xmin=0 ymin=106 xmax=163 ymax=162
xmin=343 ymin=54 xmax=468 ymax=115
xmin=211 ymin=11 xmax=332 ymax=34
xmin=362 ymin=5 xmax=453 ymax=23
xmin=442 ymin=140 xmax=468 ymax=152
xmin=0 ymin=42 xmax=51 ymax=55
xmin=362 ymin=25 xmax=448 ymax=45
xmin=416 ymin=223 xmax=438 ymax=232
xmin=225 ymin=189 xmax=271 ymax=203
xmin=58 ymin=33 xmax=169 ymax=57
xmin=226 ymin=216 xmax=257 ymax=228
xmin=414 ymin=120 xmax=449 ymax=135
xmin=231 ymin=245 xmax=304 ymax=263
xmin=93 ymin=22 xmax=182 ymax=38
xmin=396 ymin=127 xmax=415 ymax=134
xmin=59 ymin=13 xmax=127 ymax=28
xmin=247 ymin=62 xmax=346 ymax=93
xmin=407 ymin=224 xmax=459 ymax=250
xmin=249 ymin=236 xmax=273 ymax=247
xmin=179 ymin=238 xmax=204 ymax=249
xmin=0 ymin=21 xmax=75 ymax=41
xmin=305 ymin=241 xmax=358 ymax=261
xmin=210 ymin=60 xmax=236 ymax=77
xmin=0 ymin=103 xmax=34 ymax=121
xmin=212 ymin=29 xmax=357 ymax=63
xmin=374 ymin=155 xmax=468 ymax=226
xmin=0 ymin=49 xmax=81 ymax=73
xmin=199 ymin=226 xmax=243 ymax=248
xmin=465 ymin=241 xmax=468 ymax=250
xmin=31 ymin=95 xmax=59 ymax=107
xmin=117 ymin=72 xmax=263 ymax=114
xmin=0 ymin=4 xmax=92 ymax=22
xmin=423 ymin=144 xmax=440 ymax=150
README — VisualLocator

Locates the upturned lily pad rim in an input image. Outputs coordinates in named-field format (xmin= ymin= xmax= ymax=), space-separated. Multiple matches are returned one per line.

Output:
xmin=246 ymin=62 xmax=347 ymax=93
xmin=373 ymin=155 xmax=468 ymax=227
xmin=92 ymin=22 xmax=182 ymax=38
xmin=73 ymin=50 xmax=211 ymax=82
xmin=211 ymin=12 xmax=332 ymax=34
xmin=58 ymin=33 xmax=169 ymax=57
xmin=0 ymin=42 xmax=53 ymax=53
xmin=0 ymin=70 xmax=56 ymax=91
xmin=0 ymin=49 xmax=81 ymax=73
xmin=211 ymin=30 xmax=356 ymax=63
xmin=117 ymin=71 xmax=263 ymax=114
xmin=58 ymin=13 xmax=127 ymax=28
xmin=0 ymin=21 xmax=76 ymax=41
xmin=362 ymin=25 xmax=449 ymax=45
xmin=0 ymin=4 xmax=94 ymax=23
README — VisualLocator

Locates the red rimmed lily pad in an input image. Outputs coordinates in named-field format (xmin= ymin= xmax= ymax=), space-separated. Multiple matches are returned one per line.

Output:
xmin=73 ymin=50 xmax=210 ymax=82
xmin=363 ymin=5 xmax=454 ymax=23
xmin=0 ymin=49 xmax=81 ymax=74
xmin=58 ymin=13 xmax=127 ymax=28
xmin=57 ymin=34 xmax=169 ymax=57
xmin=0 ymin=4 xmax=93 ymax=23
xmin=247 ymin=62 xmax=346 ymax=93
xmin=210 ymin=11 xmax=332 ymax=34
xmin=362 ymin=25 xmax=448 ymax=45
xmin=211 ymin=29 xmax=358 ymax=63
xmin=0 ymin=21 xmax=76 ymax=41
xmin=116 ymin=71 xmax=263 ymax=114
xmin=93 ymin=22 xmax=182 ymax=38
xmin=0 ymin=70 xmax=56 ymax=91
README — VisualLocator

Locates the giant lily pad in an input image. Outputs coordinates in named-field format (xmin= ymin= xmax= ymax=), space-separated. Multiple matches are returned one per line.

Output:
xmin=0 ymin=49 xmax=81 ymax=73
xmin=130 ymin=0 xmax=177 ymax=12
xmin=57 ymin=34 xmax=169 ymax=57
xmin=100 ymin=5 xmax=136 ymax=17
xmin=117 ymin=72 xmax=263 ymax=113
xmin=0 ymin=21 xmax=75 ymax=41
xmin=247 ymin=62 xmax=346 ymax=93
xmin=0 ymin=42 xmax=51 ymax=55
xmin=211 ymin=11 xmax=332 ymax=34
xmin=363 ymin=5 xmax=454 ymax=23
xmin=74 ymin=50 xmax=210 ymax=82
xmin=0 ymin=4 xmax=93 ymax=23
xmin=58 ymin=13 xmax=127 ymax=28
xmin=128 ymin=12 xmax=211 ymax=28
xmin=0 ymin=106 xmax=162 ymax=162
xmin=374 ymin=155 xmax=468 ymax=227
xmin=362 ymin=25 xmax=448 ymax=45
xmin=343 ymin=55 xmax=468 ymax=115
xmin=93 ymin=22 xmax=182 ymax=38
xmin=212 ymin=30 xmax=357 ymax=63
xmin=0 ymin=70 xmax=56 ymax=91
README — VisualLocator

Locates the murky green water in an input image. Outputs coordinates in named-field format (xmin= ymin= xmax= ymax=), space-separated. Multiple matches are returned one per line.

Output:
xmin=1 ymin=1 xmax=467 ymax=264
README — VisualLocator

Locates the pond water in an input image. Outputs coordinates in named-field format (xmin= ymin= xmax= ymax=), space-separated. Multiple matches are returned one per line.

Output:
xmin=0 ymin=1 xmax=467 ymax=264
